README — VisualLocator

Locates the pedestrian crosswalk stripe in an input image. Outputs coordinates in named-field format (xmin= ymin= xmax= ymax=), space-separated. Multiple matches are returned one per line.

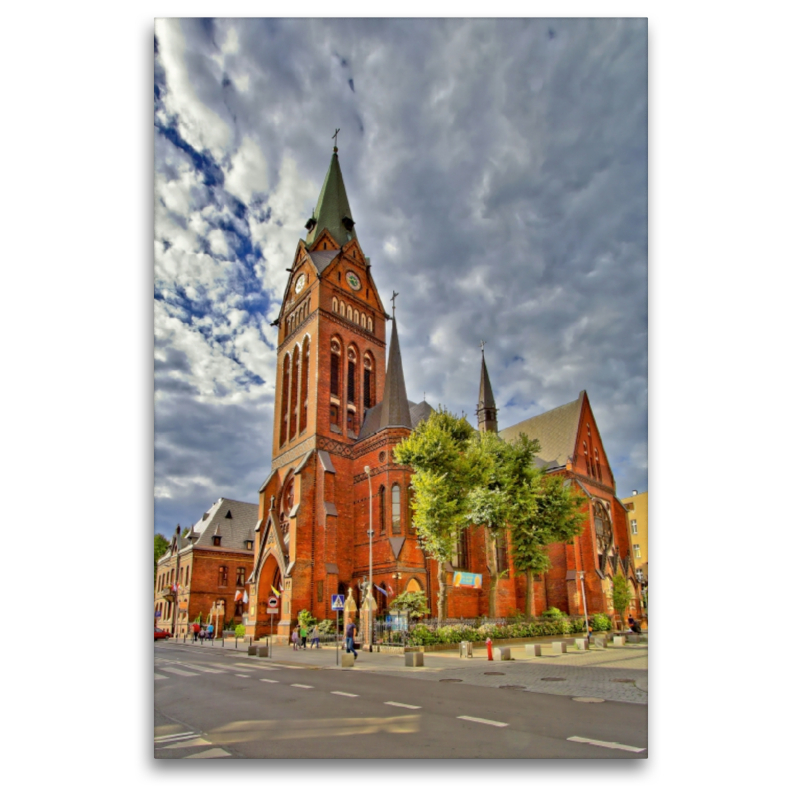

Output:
xmin=235 ymin=674 xmax=250 ymax=678
xmin=161 ymin=737 xmax=212 ymax=750
xmin=385 ymin=701 xmax=421 ymax=709
xmin=184 ymin=748 xmax=231 ymax=758
xmin=177 ymin=663 xmax=224 ymax=673
xmin=458 ymin=716 xmax=508 ymax=727
xmin=567 ymin=736 xmax=645 ymax=753
xmin=332 ymin=691 xmax=359 ymax=697
xmin=155 ymin=731 xmax=199 ymax=743
xmin=160 ymin=667 xmax=202 ymax=677
xmin=154 ymin=673 xmax=168 ymax=680
xmin=260 ymin=679 xmax=279 ymax=683
xmin=291 ymin=684 xmax=314 ymax=689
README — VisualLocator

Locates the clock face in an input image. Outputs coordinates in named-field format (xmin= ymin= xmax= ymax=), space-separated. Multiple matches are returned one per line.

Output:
xmin=345 ymin=271 xmax=361 ymax=291
xmin=294 ymin=274 xmax=306 ymax=294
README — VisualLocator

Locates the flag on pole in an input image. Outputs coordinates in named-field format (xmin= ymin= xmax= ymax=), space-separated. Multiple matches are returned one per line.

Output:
xmin=242 ymin=590 xmax=249 ymax=604
xmin=387 ymin=585 xmax=395 ymax=596
xmin=234 ymin=590 xmax=242 ymax=602
xmin=374 ymin=584 xmax=388 ymax=597
xmin=271 ymin=585 xmax=281 ymax=598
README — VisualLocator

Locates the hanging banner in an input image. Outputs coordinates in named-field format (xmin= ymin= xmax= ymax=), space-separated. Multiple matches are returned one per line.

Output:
xmin=453 ymin=571 xmax=483 ymax=589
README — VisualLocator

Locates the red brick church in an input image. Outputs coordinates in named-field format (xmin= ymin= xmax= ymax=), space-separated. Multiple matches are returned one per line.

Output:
xmin=244 ymin=147 xmax=642 ymax=642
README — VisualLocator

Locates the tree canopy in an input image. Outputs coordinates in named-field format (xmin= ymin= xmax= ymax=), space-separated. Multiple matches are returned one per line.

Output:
xmin=154 ymin=533 xmax=169 ymax=584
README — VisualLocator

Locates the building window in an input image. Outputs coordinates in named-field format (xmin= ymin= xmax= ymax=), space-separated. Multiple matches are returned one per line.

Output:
xmin=363 ymin=354 xmax=374 ymax=409
xmin=347 ymin=348 xmax=357 ymax=405
xmin=213 ymin=536 xmax=221 ymax=547
xmin=330 ymin=340 xmax=341 ymax=397
xmin=218 ymin=566 xmax=228 ymax=586
xmin=185 ymin=567 xmax=190 ymax=585
xmin=317 ymin=580 xmax=324 ymax=603
xmin=280 ymin=353 xmax=290 ymax=445
xmin=236 ymin=567 xmax=245 ymax=587
xmin=300 ymin=337 xmax=310 ymax=433
xmin=453 ymin=531 xmax=469 ymax=570
xmin=245 ymin=540 xmax=253 ymax=551
xmin=636 ymin=568 xmax=644 ymax=583
xmin=379 ymin=485 xmax=386 ymax=532
xmin=235 ymin=601 xmax=244 ymax=616
xmin=330 ymin=403 xmax=340 ymax=428
xmin=392 ymin=484 xmax=401 ymax=534
xmin=633 ymin=544 xmax=641 ymax=559
xmin=290 ymin=344 xmax=300 ymax=439
xmin=347 ymin=409 xmax=357 ymax=435
xmin=496 ymin=535 xmax=509 ymax=574
xmin=631 ymin=519 xmax=638 ymax=535
xmin=367 ymin=317 xmax=373 ymax=333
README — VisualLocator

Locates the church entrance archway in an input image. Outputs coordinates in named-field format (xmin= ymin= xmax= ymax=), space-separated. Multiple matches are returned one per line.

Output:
xmin=259 ymin=554 xmax=284 ymax=637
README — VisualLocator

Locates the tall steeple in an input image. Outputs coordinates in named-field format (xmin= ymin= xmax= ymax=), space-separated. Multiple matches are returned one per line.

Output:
xmin=477 ymin=342 xmax=498 ymax=433
xmin=379 ymin=311 xmax=412 ymax=430
xmin=305 ymin=144 xmax=357 ymax=248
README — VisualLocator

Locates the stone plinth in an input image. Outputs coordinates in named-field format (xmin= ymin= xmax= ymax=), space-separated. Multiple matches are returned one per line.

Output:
xmin=525 ymin=644 xmax=543 ymax=657
xmin=341 ymin=653 xmax=355 ymax=667
xmin=405 ymin=651 xmax=424 ymax=667
xmin=552 ymin=642 xmax=568 ymax=654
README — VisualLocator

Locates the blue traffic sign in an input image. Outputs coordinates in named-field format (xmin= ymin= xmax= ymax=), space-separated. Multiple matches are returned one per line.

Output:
xmin=331 ymin=594 xmax=345 ymax=611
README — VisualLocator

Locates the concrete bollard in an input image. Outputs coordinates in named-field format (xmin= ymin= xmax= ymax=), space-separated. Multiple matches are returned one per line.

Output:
xmin=459 ymin=641 xmax=473 ymax=658
xmin=563 ymin=638 xmax=576 ymax=646
xmin=341 ymin=653 xmax=355 ymax=667
xmin=248 ymin=644 xmax=258 ymax=655
xmin=575 ymin=639 xmax=589 ymax=651
xmin=257 ymin=645 xmax=270 ymax=658
xmin=496 ymin=647 xmax=512 ymax=661
xmin=594 ymin=636 xmax=608 ymax=648
xmin=613 ymin=636 xmax=626 ymax=646
xmin=552 ymin=641 xmax=568 ymax=654
xmin=626 ymin=634 xmax=640 ymax=643
xmin=405 ymin=651 xmax=424 ymax=667
xmin=525 ymin=644 xmax=543 ymax=657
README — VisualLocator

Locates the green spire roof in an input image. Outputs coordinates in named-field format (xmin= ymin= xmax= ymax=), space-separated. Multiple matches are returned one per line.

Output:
xmin=305 ymin=149 xmax=357 ymax=248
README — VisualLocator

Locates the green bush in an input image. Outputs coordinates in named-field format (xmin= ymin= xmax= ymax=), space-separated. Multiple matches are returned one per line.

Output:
xmin=297 ymin=609 xmax=316 ymax=628
xmin=590 ymin=613 xmax=612 ymax=631
xmin=234 ymin=624 xmax=246 ymax=638
xmin=540 ymin=607 xmax=564 ymax=618
xmin=318 ymin=619 xmax=335 ymax=635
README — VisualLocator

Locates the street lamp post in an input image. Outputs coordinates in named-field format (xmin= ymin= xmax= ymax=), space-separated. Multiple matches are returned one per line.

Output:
xmin=364 ymin=466 xmax=374 ymax=652
xmin=577 ymin=571 xmax=590 ymax=643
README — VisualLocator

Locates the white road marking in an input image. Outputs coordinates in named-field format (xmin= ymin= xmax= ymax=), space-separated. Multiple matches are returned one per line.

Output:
xmin=184 ymin=748 xmax=231 ymax=758
xmin=161 ymin=737 xmax=212 ymax=750
xmin=177 ymin=663 xmax=224 ymax=674
xmin=260 ymin=678 xmax=279 ymax=683
xmin=331 ymin=691 xmax=359 ymax=697
xmin=154 ymin=673 xmax=168 ymax=680
xmin=235 ymin=674 xmax=250 ymax=678
xmin=385 ymin=701 xmax=421 ymax=709
xmin=458 ymin=716 xmax=508 ymax=728
xmin=291 ymin=683 xmax=314 ymax=689
xmin=567 ymin=736 xmax=645 ymax=753
xmin=160 ymin=667 xmax=201 ymax=677
xmin=154 ymin=731 xmax=198 ymax=743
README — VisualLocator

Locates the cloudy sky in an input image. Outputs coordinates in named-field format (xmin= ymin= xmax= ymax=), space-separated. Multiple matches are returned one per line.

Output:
xmin=154 ymin=17 xmax=648 ymax=537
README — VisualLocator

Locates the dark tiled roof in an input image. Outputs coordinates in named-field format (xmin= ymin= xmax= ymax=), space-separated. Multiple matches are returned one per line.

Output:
xmin=308 ymin=249 xmax=340 ymax=272
xmin=183 ymin=498 xmax=259 ymax=553
xmin=409 ymin=400 xmax=434 ymax=428
xmin=305 ymin=152 xmax=357 ymax=248
xmin=498 ymin=391 xmax=584 ymax=468
xmin=478 ymin=351 xmax=496 ymax=411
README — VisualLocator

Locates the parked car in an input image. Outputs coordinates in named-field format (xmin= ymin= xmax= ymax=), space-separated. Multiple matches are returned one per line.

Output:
xmin=154 ymin=628 xmax=171 ymax=640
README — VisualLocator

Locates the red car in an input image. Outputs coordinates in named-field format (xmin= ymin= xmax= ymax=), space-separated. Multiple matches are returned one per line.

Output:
xmin=154 ymin=628 xmax=171 ymax=640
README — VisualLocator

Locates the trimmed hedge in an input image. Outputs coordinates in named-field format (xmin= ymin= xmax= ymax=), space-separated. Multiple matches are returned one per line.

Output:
xmin=407 ymin=616 xmax=590 ymax=646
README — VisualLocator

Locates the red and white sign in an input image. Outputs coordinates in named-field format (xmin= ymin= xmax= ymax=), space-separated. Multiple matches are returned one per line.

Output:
xmin=267 ymin=596 xmax=279 ymax=608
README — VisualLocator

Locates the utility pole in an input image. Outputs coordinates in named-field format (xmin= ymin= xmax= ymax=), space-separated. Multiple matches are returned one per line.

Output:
xmin=365 ymin=466 xmax=374 ymax=652
xmin=171 ymin=524 xmax=181 ymax=636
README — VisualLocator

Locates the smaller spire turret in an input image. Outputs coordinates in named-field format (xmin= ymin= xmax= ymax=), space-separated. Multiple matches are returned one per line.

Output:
xmin=379 ymin=312 xmax=412 ymax=430
xmin=477 ymin=344 xmax=498 ymax=433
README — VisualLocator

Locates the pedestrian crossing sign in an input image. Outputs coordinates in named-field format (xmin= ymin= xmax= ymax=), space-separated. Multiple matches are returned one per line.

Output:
xmin=331 ymin=594 xmax=345 ymax=611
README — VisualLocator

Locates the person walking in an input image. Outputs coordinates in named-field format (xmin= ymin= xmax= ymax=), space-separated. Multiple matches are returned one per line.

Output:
xmin=207 ymin=622 xmax=214 ymax=641
xmin=345 ymin=620 xmax=358 ymax=660
xmin=291 ymin=627 xmax=299 ymax=651
xmin=311 ymin=624 xmax=320 ymax=649
xmin=300 ymin=623 xmax=308 ymax=649
xmin=192 ymin=622 xmax=200 ymax=642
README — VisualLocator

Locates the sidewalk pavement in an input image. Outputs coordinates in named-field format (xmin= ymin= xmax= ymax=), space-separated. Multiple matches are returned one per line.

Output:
xmin=162 ymin=636 xmax=648 ymax=705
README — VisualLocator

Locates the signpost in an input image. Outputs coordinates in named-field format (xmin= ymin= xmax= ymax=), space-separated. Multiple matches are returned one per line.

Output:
xmin=332 ymin=594 xmax=345 ymax=665
xmin=267 ymin=595 xmax=279 ymax=642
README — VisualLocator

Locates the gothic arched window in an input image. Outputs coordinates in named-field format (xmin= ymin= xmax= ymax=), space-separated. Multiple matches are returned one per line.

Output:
xmin=330 ymin=339 xmax=341 ymax=398
xmin=347 ymin=347 xmax=357 ymax=405
xmin=300 ymin=336 xmax=310 ymax=433
xmin=594 ymin=501 xmax=612 ymax=553
xmin=332 ymin=297 xmax=339 ymax=315
xmin=347 ymin=305 xmax=353 ymax=321
xmin=379 ymin=485 xmax=386 ymax=532
xmin=361 ymin=312 xmax=367 ymax=328
xmin=280 ymin=353 xmax=290 ymax=445
xmin=363 ymin=353 xmax=374 ymax=410
xmin=392 ymin=484 xmax=401 ymax=534
xmin=290 ymin=344 xmax=300 ymax=439
xmin=367 ymin=316 xmax=373 ymax=333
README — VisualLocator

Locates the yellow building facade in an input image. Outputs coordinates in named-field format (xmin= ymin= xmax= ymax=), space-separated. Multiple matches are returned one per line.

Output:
xmin=622 ymin=490 xmax=648 ymax=613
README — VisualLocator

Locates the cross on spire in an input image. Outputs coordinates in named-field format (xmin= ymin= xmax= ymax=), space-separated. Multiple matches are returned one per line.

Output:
xmin=391 ymin=290 xmax=399 ymax=318
xmin=480 ymin=340 xmax=486 ymax=354
xmin=332 ymin=128 xmax=341 ymax=150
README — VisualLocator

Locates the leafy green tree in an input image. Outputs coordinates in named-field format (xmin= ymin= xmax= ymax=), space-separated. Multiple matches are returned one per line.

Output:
xmin=298 ymin=609 xmax=316 ymax=628
xmin=612 ymin=573 xmax=633 ymax=628
xmin=393 ymin=408 xmax=480 ymax=622
xmin=510 ymin=473 xmax=587 ymax=617
xmin=389 ymin=590 xmax=430 ymax=620
xmin=154 ymin=534 xmax=169 ymax=584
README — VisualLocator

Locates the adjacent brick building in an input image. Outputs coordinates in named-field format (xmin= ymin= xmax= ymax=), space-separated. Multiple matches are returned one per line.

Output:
xmin=155 ymin=498 xmax=258 ymax=637
xmin=244 ymin=146 xmax=642 ymax=642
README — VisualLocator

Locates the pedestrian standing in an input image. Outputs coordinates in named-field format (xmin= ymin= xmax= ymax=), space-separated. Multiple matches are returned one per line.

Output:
xmin=291 ymin=627 xmax=299 ymax=651
xmin=627 ymin=615 xmax=635 ymax=632
xmin=192 ymin=622 xmax=200 ymax=642
xmin=207 ymin=622 xmax=214 ymax=640
xmin=300 ymin=623 xmax=308 ymax=649
xmin=345 ymin=620 xmax=358 ymax=660
xmin=311 ymin=624 xmax=320 ymax=649
xmin=587 ymin=620 xmax=593 ymax=644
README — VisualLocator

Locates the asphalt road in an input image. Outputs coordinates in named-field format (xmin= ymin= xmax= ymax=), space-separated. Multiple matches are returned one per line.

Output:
xmin=154 ymin=644 xmax=647 ymax=759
